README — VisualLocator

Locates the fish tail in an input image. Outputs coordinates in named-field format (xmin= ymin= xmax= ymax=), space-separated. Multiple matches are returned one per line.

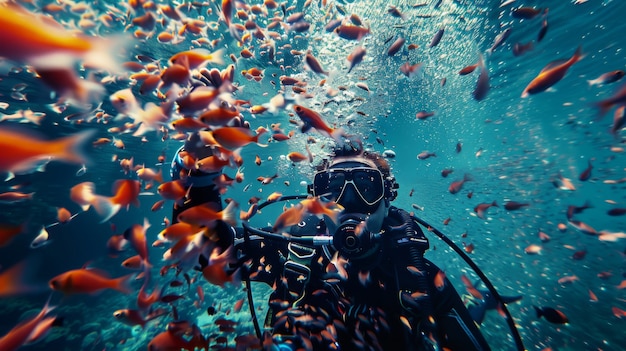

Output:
xmin=220 ymin=200 xmax=238 ymax=226
xmin=330 ymin=127 xmax=346 ymax=142
xmin=209 ymin=48 xmax=225 ymax=66
xmin=55 ymin=129 xmax=96 ymax=166
xmin=90 ymin=195 xmax=122 ymax=223
xmin=571 ymin=45 xmax=584 ymax=64
xmin=594 ymin=100 xmax=614 ymax=117
xmin=84 ymin=35 xmax=132 ymax=73
xmin=254 ymin=127 xmax=268 ymax=147
xmin=113 ymin=273 xmax=134 ymax=294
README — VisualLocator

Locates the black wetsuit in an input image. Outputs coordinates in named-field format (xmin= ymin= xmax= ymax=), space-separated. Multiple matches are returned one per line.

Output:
xmin=171 ymin=160 xmax=490 ymax=351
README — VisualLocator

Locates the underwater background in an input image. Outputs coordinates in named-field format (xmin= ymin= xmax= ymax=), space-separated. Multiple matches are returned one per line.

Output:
xmin=1 ymin=0 xmax=625 ymax=350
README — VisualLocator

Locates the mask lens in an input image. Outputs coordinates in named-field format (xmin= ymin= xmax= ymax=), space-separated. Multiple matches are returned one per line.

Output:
xmin=352 ymin=169 xmax=383 ymax=203
xmin=314 ymin=168 xmax=384 ymax=206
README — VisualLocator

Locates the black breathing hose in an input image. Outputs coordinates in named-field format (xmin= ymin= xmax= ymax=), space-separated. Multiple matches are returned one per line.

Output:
xmin=240 ymin=195 xmax=525 ymax=351
xmin=410 ymin=216 xmax=525 ymax=351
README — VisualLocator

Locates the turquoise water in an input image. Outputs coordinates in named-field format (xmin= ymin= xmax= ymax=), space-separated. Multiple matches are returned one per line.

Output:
xmin=1 ymin=0 xmax=625 ymax=350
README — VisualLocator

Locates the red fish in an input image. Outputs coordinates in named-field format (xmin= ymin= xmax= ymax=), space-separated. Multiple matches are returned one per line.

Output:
xmin=293 ymin=104 xmax=343 ymax=140
xmin=522 ymin=46 xmax=583 ymax=97
xmin=594 ymin=83 xmax=626 ymax=116
xmin=49 ymin=267 xmax=132 ymax=295
xmin=449 ymin=174 xmax=472 ymax=194
xmin=0 ymin=299 xmax=56 ymax=351
xmin=579 ymin=160 xmax=593 ymax=181
xmin=474 ymin=201 xmax=498 ymax=219
xmin=211 ymin=126 xmax=268 ymax=150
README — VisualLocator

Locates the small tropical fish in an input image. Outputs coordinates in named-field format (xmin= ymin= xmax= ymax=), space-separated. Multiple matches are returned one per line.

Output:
xmin=387 ymin=37 xmax=405 ymax=57
xmin=449 ymin=174 xmax=472 ymax=194
xmin=417 ymin=151 xmax=436 ymax=160
xmin=0 ymin=298 xmax=56 ymax=351
xmin=0 ymin=2 xmax=129 ymax=71
xmin=347 ymin=46 xmax=366 ymax=73
xmin=334 ymin=24 xmax=370 ymax=41
xmin=0 ymin=127 xmax=94 ymax=175
xmin=293 ymin=105 xmax=343 ymax=140
xmin=534 ymin=306 xmax=569 ymax=324
xmin=473 ymin=54 xmax=490 ymax=101
xmin=524 ymin=244 xmax=542 ymax=255
xmin=416 ymin=111 xmax=435 ymax=120
xmin=49 ymin=267 xmax=133 ymax=295
xmin=305 ymin=52 xmax=329 ymax=76
xmin=522 ymin=46 xmax=583 ymax=97
xmin=474 ymin=201 xmax=498 ymax=219
xmin=594 ymin=83 xmax=626 ymax=116
xmin=0 ymin=191 xmax=34 ymax=204
xmin=177 ymin=201 xmax=238 ymax=227
xmin=537 ymin=10 xmax=549 ymax=42
xmin=429 ymin=27 xmax=445 ymax=48
xmin=588 ymin=70 xmax=625 ymax=86
xmin=511 ymin=7 xmax=542 ymax=19
xmin=487 ymin=28 xmax=511 ymax=54
xmin=123 ymin=219 xmax=152 ymax=268
xmin=211 ymin=127 xmax=268 ymax=150
xmin=400 ymin=62 xmax=423 ymax=78
xmin=579 ymin=160 xmax=593 ymax=181
xmin=503 ymin=201 xmax=529 ymax=211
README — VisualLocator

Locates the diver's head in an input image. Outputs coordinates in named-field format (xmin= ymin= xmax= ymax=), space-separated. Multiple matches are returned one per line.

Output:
xmin=310 ymin=137 xmax=398 ymax=232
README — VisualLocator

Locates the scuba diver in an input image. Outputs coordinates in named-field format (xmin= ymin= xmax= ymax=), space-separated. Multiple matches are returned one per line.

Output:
xmin=170 ymin=130 xmax=496 ymax=350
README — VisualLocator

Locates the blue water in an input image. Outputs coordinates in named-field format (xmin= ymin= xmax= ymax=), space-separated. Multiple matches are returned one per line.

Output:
xmin=1 ymin=0 xmax=625 ymax=350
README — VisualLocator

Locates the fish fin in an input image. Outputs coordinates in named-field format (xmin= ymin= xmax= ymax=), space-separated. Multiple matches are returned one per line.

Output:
xmin=83 ymin=35 xmax=133 ymax=73
xmin=113 ymin=273 xmax=135 ymax=294
xmin=330 ymin=127 xmax=346 ymax=142
xmin=90 ymin=195 xmax=122 ymax=223
xmin=56 ymin=129 xmax=97 ymax=166
xmin=220 ymin=200 xmax=238 ymax=226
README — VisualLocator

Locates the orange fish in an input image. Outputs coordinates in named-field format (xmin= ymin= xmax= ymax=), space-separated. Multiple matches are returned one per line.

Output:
xmin=123 ymin=218 xmax=151 ymax=268
xmin=147 ymin=323 xmax=208 ymax=350
xmin=448 ymin=174 xmax=472 ymax=194
xmin=169 ymin=48 xmax=224 ymax=69
xmin=0 ymin=2 xmax=128 ymax=70
xmin=177 ymin=201 xmax=238 ymax=227
xmin=211 ymin=126 xmax=268 ymax=150
xmin=461 ymin=274 xmax=483 ymax=299
xmin=110 ymin=179 xmax=141 ymax=209
xmin=434 ymin=270 xmax=446 ymax=291
xmin=272 ymin=205 xmax=305 ymax=232
xmin=202 ymin=247 xmax=238 ymax=287
xmin=293 ymin=105 xmax=343 ymax=140
xmin=522 ymin=46 xmax=583 ymax=97
xmin=0 ymin=126 xmax=94 ymax=174
xmin=49 ymin=267 xmax=132 ymax=295
xmin=0 ymin=298 xmax=56 ymax=351
xmin=198 ymin=104 xmax=241 ymax=126
xmin=0 ymin=260 xmax=39 ymax=297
